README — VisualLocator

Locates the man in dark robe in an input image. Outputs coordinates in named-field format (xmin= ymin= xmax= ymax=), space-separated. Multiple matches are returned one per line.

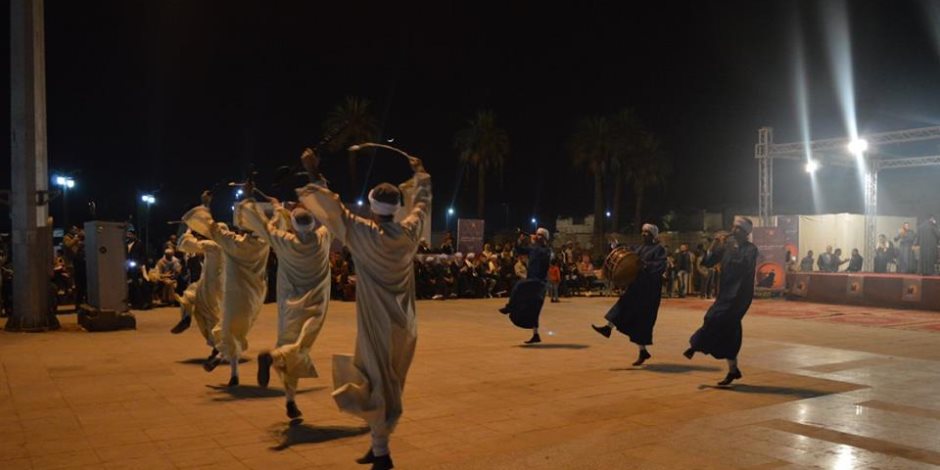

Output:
xmin=845 ymin=249 xmax=863 ymax=272
xmin=917 ymin=216 xmax=939 ymax=276
xmin=800 ymin=250 xmax=815 ymax=272
xmin=684 ymin=216 xmax=759 ymax=387
xmin=895 ymin=223 xmax=916 ymax=274
xmin=874 ymin=235 xmax=894 ymax=273
xmin=499 ymin=228 xmax=552 ymax=344
xmin=590 ymin=223 xmax=667 ymax=366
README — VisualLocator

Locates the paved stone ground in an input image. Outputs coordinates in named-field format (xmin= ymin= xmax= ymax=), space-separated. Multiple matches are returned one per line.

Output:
xmin=2 ymin=297 xmax=940 ymax=469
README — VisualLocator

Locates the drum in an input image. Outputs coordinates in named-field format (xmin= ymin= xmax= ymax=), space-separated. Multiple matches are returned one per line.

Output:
xmin=603 ymin=247 xmax=641 ymax=289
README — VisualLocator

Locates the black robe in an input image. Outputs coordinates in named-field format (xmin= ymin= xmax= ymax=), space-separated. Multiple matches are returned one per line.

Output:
xmin=895 ymin=230 xmax=916 ymax=274
xmin=604 ymin=243 xmax=666 ymax=345
xmin=688 ymin=240 xmax=758 ymax=359
xmin=504 ymin=241 xmax=552 ymax=329
xmin=917 ymin=220 xmax=939 ymax=276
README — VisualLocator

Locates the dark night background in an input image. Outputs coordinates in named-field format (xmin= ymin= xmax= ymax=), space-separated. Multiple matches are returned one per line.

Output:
xmin=3 ymin=0 xmax=940 ymax=242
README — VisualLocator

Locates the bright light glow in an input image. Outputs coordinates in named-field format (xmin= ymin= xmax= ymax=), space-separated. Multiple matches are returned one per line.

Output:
xmin=847 ymin=138 xmax=868 ymax=156
xmin=805 ymin=160 xmax=820 ymax=174
xmin=822 ymin=0 xmax=858 ymax=141
xmin=531 ymin=217 xmax=537 ymax=224
xmin=141 ymin=194 xmax=156 ymax=205
xmin=127 ymin=260 xmax=137 ymax=268
xmin=66 ymin=179 xmax=75 ymax=189
xmin=605 ymin=211 xmax=611 ymax=218
xmin=236 ymin=188 xmax=244 ymax=197
xmin=55 ymin=176 xmax=66 ymax=186
xmin=356 ymin=199 xmax=364 ymax=207
xmin=447 ymin=207 xmax=455 ymax=216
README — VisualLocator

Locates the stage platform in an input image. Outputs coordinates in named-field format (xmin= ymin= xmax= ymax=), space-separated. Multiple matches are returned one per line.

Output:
xmin=787 ymin=272 xmax=940 ymax=311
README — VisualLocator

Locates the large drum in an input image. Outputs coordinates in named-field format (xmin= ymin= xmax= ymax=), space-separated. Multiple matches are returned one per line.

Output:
xmin=603 ymin=247 xmax=641 ymax=289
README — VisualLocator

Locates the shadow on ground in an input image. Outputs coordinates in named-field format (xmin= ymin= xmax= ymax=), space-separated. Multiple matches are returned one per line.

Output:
xmin=269 ymin=423 xmax=370 ymax=450
xmin=516 ymin=343 xmax=590 ymax=350
xmin=611 ymin=363 xmax=722 ymax=373
xmin=698 ymin=383 xmax=838 ymax=398
xmin=178 ymin=357 xmax=250 ymax=365
xmin=206 ymin=384 xmax=325 ymax=401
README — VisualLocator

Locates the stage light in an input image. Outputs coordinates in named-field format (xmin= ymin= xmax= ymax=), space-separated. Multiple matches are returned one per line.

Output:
xmin=356 ymin=199 xmax=364 ymax=207
xmin=531 ymin=217 xmax=537 ymax=225
xmin=805 ymin=160 xmax=820 ymax=174
xmin=55 ymin=176 xmax=66 ymax=186
xmin=235 ymin=188 xmax=244 ymax=197
xmin=141 ymin=194 xmax=156 ymax=205
xmin=605 ymin=211 xmax=612 ymax=218
xmin=66 ymin=179 xmax=75 ymax=189
xmin=447 ymin=207 xmax=455 ymax=216
xmin=127 ymin=260 xmax=137 ymax=269
xmin=847 ymin=138 xmax=868 ymax=156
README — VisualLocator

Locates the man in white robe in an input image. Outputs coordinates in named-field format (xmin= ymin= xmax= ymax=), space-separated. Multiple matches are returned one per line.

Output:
xmin=171 ymin=229 xmax=224 ymax=364
xmin=182 ymin=191 xmax=270 ymax=387
xmin=298 ymin=148 xmax=430 ymax=470
xmin=242 ymin=197 xmax=332 ymax=422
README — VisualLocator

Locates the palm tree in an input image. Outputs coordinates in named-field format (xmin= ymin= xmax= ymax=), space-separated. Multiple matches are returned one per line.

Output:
xmin=455 ymin=110 xmax=510 ymax=219
xmin=569 ymin=116 xmax=612 ymax=254
xmin=608 ymin=108 xmax=644 ymax=232
xmin=623 ymin=132 xmax=672 ymax=230
xmin=323 ymin=96 xmax=379 ymax=189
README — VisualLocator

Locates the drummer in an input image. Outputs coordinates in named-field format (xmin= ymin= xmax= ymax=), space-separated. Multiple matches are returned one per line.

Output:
xmin=591 ymin=223 xmax=667 ymax=366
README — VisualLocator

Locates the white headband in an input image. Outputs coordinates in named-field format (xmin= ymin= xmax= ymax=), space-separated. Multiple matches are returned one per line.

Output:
xmin=734 ymin=216 xmax=754 ymax=235
xmin=368 ymin=189 xmax=401 ymax=216
xmin=642 ymin=223 xmax=659 ymax=238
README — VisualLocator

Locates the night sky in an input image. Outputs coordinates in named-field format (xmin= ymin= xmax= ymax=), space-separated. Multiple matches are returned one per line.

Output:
xmin=4 ymin=0 xmax=940 ymax=240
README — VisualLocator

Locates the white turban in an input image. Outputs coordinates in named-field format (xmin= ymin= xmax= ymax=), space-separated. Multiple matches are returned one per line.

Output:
xmin=467 ymin=253 xmax=476 ymax=259
xmin=290 ymin=207 xmax=316 ymax=234
xmin=641 ymin=223 xmax=659 ymax=238
xmin=455 ymin=252 xmax=464 ymax=258
xmin=368 ymin=187 xmax=402 ymax=216
xmin=536 ymin=227 xmax=551 ymax=240
xmin=734 ymin=216 xmax=754 ymax=235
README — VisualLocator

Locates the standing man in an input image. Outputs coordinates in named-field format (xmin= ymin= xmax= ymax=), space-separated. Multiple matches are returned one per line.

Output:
xmin=298 ymin=148 xmax=430 ymax=470
xmin=245 ymin=192 xmax=332 ymax=422
xmin=895 ymin=223 xmax=916 ymax=274
xmin=591 ymin=224 xmax=667 ymax=366
xmin=874 ymin=235 xmax=894 ymax=273
xmin=800 ymin=250 xmax=815 ymax=272
xmin=817 ymin=246 xmax=833 ymax=273
xmin=683 ymin=217 xmax=759 ymax=387
xmin=674 ymin=243 xmax=691 ymax=298
xmin=183 ymin=190 xmax=270 ymax=387
xmin=499 ymin=228 xmax=553 ymax=344
xmin=917 ymin=216 xmax=939 ymax=276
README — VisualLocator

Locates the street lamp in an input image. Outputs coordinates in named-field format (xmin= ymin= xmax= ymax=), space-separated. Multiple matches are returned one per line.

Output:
xmin=53 ymin=175 xmax=76 ymax=227
xmin=140 ymin=194 xmax=156 ymax=257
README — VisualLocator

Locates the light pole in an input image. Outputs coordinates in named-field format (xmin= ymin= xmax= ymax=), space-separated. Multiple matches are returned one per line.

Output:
xmin=53 ymin=175 xmax=75 ymax=228
xmin=141 ymin=194 xmax=156 ymax=258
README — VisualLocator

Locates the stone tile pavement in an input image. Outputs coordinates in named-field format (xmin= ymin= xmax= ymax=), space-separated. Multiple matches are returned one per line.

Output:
xmin=2 ymin=297 xmax=940 ymax=469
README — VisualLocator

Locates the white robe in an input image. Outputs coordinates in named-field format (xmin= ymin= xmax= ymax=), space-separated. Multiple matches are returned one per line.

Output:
xmin=182 ymin=202 xmax=269 ymax=361
xmin=176 ymin=231 xmax=224 ymax=348
xmin=298 ymin=170 xmax=431 ymax=441
xmin=239 ymin=202 xmax=332 ymax=394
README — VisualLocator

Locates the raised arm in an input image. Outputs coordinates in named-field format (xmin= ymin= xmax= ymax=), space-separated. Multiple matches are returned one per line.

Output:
xmin=295 ymin=148 xmax=355 ymax=244
xmin=399 ymin=156 xmax=432 ymax=242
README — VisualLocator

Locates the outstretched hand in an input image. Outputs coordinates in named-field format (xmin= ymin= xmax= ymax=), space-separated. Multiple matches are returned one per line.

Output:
xmin=408 ymin=156 xmax=426 ymax=173
xmin=301 ymin=147 xmax=320 ymax=176
xmin=201 ymin=190 xmax=213 ymax=207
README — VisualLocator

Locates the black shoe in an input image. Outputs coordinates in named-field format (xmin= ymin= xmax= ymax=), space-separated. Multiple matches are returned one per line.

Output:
xmin=356 ymin=449 xmax=375 ymax=464
xmin=170 ymin=315 xmax=192 ymax=334
xmin=257 ymin=352 xmax=273 ymax=388
xmin=524 ymin=333 xmax=541 ymax=344
xmin=286 ymin=400 xmax=303 ymax=420
xmin=717 ymin=368 xmax=742 ymax=386
xmin=498 ymin=306 xmax=511 ymax=314
xmin=227 ymin=375 xmax=239 ymax=387
xmin=591 ymin=324 xmax=612 ymax=338
xmin=632 ymin=349 xmax=652 ymax=366
xmin=208 ymin=348 xmax=219 ymax=361
xmin=204 ymin=355 xmax=222 ymax=372
xmin=683 ymin=348 xmax=695 ymax=360
xmin=371 ymin=455 xmax=394 ymax=470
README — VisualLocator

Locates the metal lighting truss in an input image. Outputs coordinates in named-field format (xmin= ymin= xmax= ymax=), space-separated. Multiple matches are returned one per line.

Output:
xmin=756 ymin=125 xmax=940 ymax=269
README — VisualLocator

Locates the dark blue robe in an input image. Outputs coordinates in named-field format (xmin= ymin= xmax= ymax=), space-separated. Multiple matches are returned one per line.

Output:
xmin=504 ymin=240 xmax=552 ymax=329
xmin=688 ymin=241 xmax=758 ymax=359
xmin=604 ymin=243 xmax=666 ymax=345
